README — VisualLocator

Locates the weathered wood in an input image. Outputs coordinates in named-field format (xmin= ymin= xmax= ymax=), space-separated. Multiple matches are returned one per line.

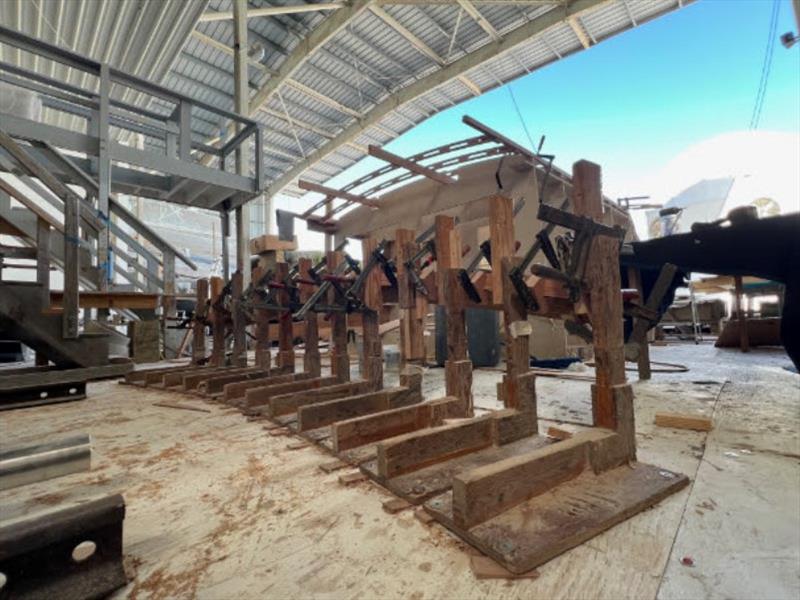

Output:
xmin=299 ymin=258 xmax=321 ymax=376
xmin=395 ymin=228 xmax=416 ymax=310
xmin=327 ymin=251 xmax=350 ymax=382
xmin=573 ymin=160 xmax=626 ymax=429
xmin=196 ymin=367 xmax=271 ymax=395
xmin=221 ymin=369 xmax=302 ymax=401
xmin=267 ymin=379 xmax=373 ymax=417
xmin=243 ymin=376 xmax=338 ymax=409
xmin=275 ymin=262 xmax=296 ymax=371
xmin=376 ymin=415 xmax=495 ymax=479
xmin=451 ymin=431 xmax=608 ymax=528
xmin=297 ymin=385 xmax=422 ymax=432
xmin=733 ymin=275 xmax=749 ymax=352
xmin=209 ymin=276 xmax=226 ymax=367
xmin=360 ymin=238 xmax=384 ymax=390
xmin=654 ymin=412 xmax=713 ymax=432
xmin=332 ymin=397 xmax=460 ymax=452
xmin=445 ymin=358 xmax=472 ymax=417
xmin=182 ymin=367 xmax=255 ymax=391
xmin=489 ymin=194 xmax=515 ymax=301
xmin=501 ymin=257 xmax=531 ymax=407
xmin=425 ymin=462 xmax=690 ymax=575
xmin=491 ymin=408 xmax=537 ymax=445
xmin=626 ymin=266 xmax=651 ymax=379
xmin=230 ymin=271 xmax=247 ymax=367
xmin=193 ymin=278 xmax=208 ymax=365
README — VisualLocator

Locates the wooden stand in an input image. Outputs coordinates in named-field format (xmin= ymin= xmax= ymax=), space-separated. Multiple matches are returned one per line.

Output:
xmin=327 ymin=250 xmax=350 ymax=382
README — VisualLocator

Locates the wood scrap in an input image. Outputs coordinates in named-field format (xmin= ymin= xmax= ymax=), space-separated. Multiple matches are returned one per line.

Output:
xmin=286 ymin=441 xmax=310 ymax=450
xmin=414 ymin=507 xmax=434 ymax=525
xmin=319 ymin=459 xmax=348 ymax=473
xmin=546 ymin=425 xmax=573 ymax=441
xmin=654 ymin=412 xmax=713 ymax=432
xmin=338 ymin=471 xmax=367 ymax=486
xmin=382 ymin=498 xmax=412 ymax=514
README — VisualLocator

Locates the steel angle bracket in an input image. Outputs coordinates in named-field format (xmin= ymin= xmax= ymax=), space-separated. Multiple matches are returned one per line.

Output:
xmin=0 ymin=494 xmax=127 ymax=600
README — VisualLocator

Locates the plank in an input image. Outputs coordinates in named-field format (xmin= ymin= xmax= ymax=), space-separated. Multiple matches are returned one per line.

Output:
xmin=296 ymin=386 xmax=423 ymax=432
xmin=376 ymin=416 xmax=495 ymax=479
xmin=654 ymin=412 xmax=714 ymax=432
xmin=425 ymin=463 xmax=689 ymax=574
xmin=267 ymin=380 xmax=373 ymax=417
xmin=451 ymin=431 xmax=612 ymax=528
xmin=242 ymin=376 xmax=337 ymax=410
xmin=196 ymin=368 xmax=271 ymax=395
xmin=332 ymin=397 xmax=461 ymax=453
xmin=221 ymin=369 xmax=302 ymax=402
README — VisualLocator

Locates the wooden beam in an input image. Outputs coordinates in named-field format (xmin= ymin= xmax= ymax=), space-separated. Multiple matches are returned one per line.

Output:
xmin=276 ymin=262 xmax=296 ymax=371
xmin=572 ymin=160 xmax=626 ymax=429
xmin=222 ymin=370 xmax=308 ymax=402
xmin=267 ymin=380 xmax=373 ymax=417
xmin=242 ymin=376 xmax=338 ymax=409
xmin=331 ymin=396 xmax=460 ymax=452
xmin=193 ymin=279 xmax=208 ymax=365
xmin=452 ymin=432 xmax=606 ymax=528
xmin=327 ymin=250 xmax=350 ymax=382
xmin=368 ymin=145 xmax=455 ymax=185
xmin=376 ymin=415 xmax=495 ymax=478
xmin=654 ymin=412 xmax=713 ymax=432
xmin=299 ymin=258 xmax=322 ymax=377
xmin=297 ymin=385 xmax=422 ymax=432
xmin=299 ymin=180 xmax=380 ymax=209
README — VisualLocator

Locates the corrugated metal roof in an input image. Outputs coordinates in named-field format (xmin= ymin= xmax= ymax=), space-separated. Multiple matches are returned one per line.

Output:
xmin=1 ymin=0 xmax=689 ymax=204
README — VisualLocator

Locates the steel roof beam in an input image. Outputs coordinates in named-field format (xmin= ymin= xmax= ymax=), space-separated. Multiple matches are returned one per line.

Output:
xmin=199 ymin=3 xmax=346 ymax=22
xmin=261 ymin=0 xmax=609 ymax=199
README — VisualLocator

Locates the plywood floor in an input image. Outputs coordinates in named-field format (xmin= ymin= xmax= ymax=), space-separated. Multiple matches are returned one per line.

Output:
xmin=1 ymin=343 xmax=798 ymax=600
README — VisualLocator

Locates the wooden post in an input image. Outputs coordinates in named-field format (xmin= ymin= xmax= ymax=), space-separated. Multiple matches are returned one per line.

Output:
xmin=327 ymin=250 xmax=350 ymax=382
xmin=276 ymin=262 xmax=295 ymax=371
xmin=231 ymin=270 xmax=247 ymax=367
xmin=35 ymin=217 xmax=50 ymax=309
xmin=572 ymin=160 xmax=626 ymax=429
xmin=252 ymin=266 xmax=271 ymax=371
xmin=734 ymin=275 xmax=749 ymax=352
xmin=161 ymin=249 xmax=176 ymax=358
xmin=361 ymin=238 xmax=384 ymax=390
xmin=396 ymin=228 xmax=426 ymax=365
xmin=193 ymin=278 xmax=208 ymax=365
xmin=210 ymin=275 xmax=226 ymax=366
xmin=299 ymin=257 xmax=321 ymax=376
xmin=627 ymin=266 xmax=652 ymax=379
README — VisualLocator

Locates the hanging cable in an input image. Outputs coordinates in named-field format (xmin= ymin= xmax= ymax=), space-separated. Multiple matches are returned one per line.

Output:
xmin=750 ymin=0 xmax=781 ymax=129
xmin=506 ymin=83 xmax=537 ymax=152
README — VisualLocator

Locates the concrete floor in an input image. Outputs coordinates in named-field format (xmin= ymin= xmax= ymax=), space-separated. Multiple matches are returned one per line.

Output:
xmin=1 ymin=342 xmax=798 ymax=599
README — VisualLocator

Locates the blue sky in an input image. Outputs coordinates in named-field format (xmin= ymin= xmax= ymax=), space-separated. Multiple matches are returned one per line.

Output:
xmin=280 ymin=0 xmax=800 ymax=245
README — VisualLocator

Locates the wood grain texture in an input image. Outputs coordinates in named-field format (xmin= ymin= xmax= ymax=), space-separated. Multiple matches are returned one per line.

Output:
xmin=654 ymin=412 xmax=713 ymax=432
xmin=451 ymin=431 xmax=606 ymax=528
xmin=299 ymin=258 xmax=322 ymax=377
xmin=489 ymin=195 xmax=515 ymax=302
xmin=268 ymin=380 xmax=373 ymax=417
xmin=193 ymin=279 xmax=208 ymax=365
xmin=209 ymin=276 xmax=226 ymax=367
xmin=327 ymin=251 xmax=350 ymax=382
xmin=445 ymin=359 xmax=473 ymax=417
xmin=243 ymin=376 xmax=337 ymax=409
xmin=331 ymin=397 xmax=460 ymax=453
xmin=376 ymin=415 xmax=494 ymax=479
xmin=231 ymin=271 xmax=247 ymax=367
xmin=425 ymin=462 xmax=690 ymax=574
xmin=222 ymin=370 xmax=305 ymax=402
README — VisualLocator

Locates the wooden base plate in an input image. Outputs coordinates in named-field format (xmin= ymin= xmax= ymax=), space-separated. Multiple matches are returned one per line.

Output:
xmin=424 ymin=462 xmax=689 ymax=574
xmin=360 ymin=435 xmax=551 ymax=504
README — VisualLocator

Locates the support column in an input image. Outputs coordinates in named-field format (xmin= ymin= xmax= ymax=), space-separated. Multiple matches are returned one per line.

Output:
xmin=231 ymin=270 xmax=247 ymax=367
xmin=299 ymin=257 xmax=321 ymax=376
xmin=220 ymin=210 xmax=230 ymax=281
xmin=276 ymin=262 xmax=295 ymax=371
xmin=62 ymin=185 xmax=79 ymax=340
xmin=361 ymin=238 xmax=383 ymax=390
xmin=396 ymin=228 xmax=425 ymax=365
xmin=572 ymin=160 xmax=627 ymax=430
xmin=734 ymin=275 xmax=749 ymax=353
xmin=436 ymin=215 xmax=471 ymax=417
xmin=252 ymin=266 xmax=271 ymax=371
xmin=210 ymin=276 xmax=226 ymax=366
xmin=327 ymin=250 xmax=350 ymax=382
xmin=233 ymin=0 xmax=251 ymax=290
xmin=193 ymin=278 xmax=208 ymax=365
